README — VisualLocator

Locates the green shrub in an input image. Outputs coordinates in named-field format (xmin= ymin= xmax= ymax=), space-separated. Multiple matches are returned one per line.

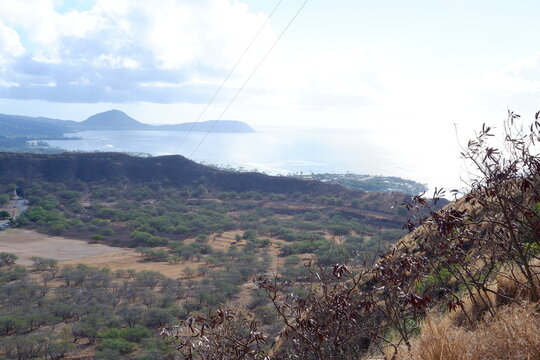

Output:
xmin=97 ymin=338 xmax=136 ymax=355
xmin=101 ymin=227 xmax=116 ymax=236
xmin=100 ymin=325 xmax=151 ymax=343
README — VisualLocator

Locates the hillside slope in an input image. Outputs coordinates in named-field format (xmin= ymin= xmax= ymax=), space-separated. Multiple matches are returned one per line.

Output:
xmin=80 ymin=109 xmax=152 ymax=130
xmin=0 ymin=114 xmax=78 ymax=136
xmin=0 ymin=152 xmax=348 ymax=195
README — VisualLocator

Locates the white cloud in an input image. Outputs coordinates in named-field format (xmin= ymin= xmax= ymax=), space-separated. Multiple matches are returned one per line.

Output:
xmin=0 ymin=23 xmax=25 ymax=58
xmin=0 ymin=0 xmax=276 ymax=103
xmin=0 ymin=21 xmax=25 ymax=86
xmin=94 ymin=54 xmax=139 ymax=70
xmin=0 ymin=0 xmax=61 ymax=60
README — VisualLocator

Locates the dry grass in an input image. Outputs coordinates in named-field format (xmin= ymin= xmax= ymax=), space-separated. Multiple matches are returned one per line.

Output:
xmin=61 ymin=251 xmax=207 ymax=279
xmin=496 ymin=262 xmax=540 ymax=305
xmin=0 ymin=229 xmax=309 ymax=280
xmin=396 ymin=303 xmax=540 ymax=360
xmin=448 ymin=286 xmax=498 ymax=327
xmin=0 ymin=229 xmax=127 ymax=264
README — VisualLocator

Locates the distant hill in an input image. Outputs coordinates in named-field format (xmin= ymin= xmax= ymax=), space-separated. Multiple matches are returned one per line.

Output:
xmin=159 ymin=120 xmax=255 ymax=133
xmin=80 ymin=110 xmax=152 ymax=130
xmin=0 ymin=152 xmax=344 ymax=195
xmin=0 ymin=114 xmax=78 ymax=136
xmin=0 ymin=110 xmax=255 ymax=136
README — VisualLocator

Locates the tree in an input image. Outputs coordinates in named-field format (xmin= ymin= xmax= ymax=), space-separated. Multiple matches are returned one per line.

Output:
xmin=0 ymin=210 xmax=10 ymax=219
xmin=0 ymin=252 xmax=17 ymax=266
xmin=118 ymin=307 xmax=143 ymax=328
xmin=0 ymin=333 xmax=49 ymax=359
xmin=143 ymin=308 xmax=174 ymax=328
xmin=31 ymin=257 xmax=58 ymax=272
xmin=183 ymin=267 xmax=195 ymax=278
xmin=44 ymin=339 xmax=75 ymax=360
xmin=97 ymin=338 xmax=136 ymax=355
xmin=0 ymin=315 xmax=25 ymax=334
xmin=0 ymin=194 xmax=9 ymax=206
xmin=71 ymin=319 xmax=101 ymax=345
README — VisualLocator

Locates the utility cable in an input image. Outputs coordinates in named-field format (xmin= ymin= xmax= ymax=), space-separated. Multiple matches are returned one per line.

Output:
xmin=189 ymin=0 xmax=310 ymax=158
xmin=172 ymin=0 xmax=283 ymax=155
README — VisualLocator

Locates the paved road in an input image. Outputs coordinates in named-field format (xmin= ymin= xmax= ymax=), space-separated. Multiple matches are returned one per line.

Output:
xmin=0 ymin=220 xmax=10 ymax=230
xmin=0 ymin=198 xmax=28 ymax=230
xmin=8 ymin=197 xmax=28 ymax=218
xmin=15 ymin=198 xmax=28 ymax=216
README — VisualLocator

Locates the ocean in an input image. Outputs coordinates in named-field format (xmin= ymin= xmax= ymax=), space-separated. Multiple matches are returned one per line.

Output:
xmin=47 ymin=127 xmax=465 ymax=193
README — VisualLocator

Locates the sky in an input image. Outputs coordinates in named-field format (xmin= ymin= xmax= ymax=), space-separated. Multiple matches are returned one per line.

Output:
xmin=0 ymin=0 xmax=539 ymax=171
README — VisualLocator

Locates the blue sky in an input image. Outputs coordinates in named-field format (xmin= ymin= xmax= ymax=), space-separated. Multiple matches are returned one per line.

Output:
xmin=0 ymin=0 xmax=539 ymax=139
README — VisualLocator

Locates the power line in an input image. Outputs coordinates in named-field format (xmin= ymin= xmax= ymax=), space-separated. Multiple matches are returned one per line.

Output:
xmin=172 ymin=0 xmax=284 ymax=155
xmin=189 ymin=0 xmax=310 ymax=159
